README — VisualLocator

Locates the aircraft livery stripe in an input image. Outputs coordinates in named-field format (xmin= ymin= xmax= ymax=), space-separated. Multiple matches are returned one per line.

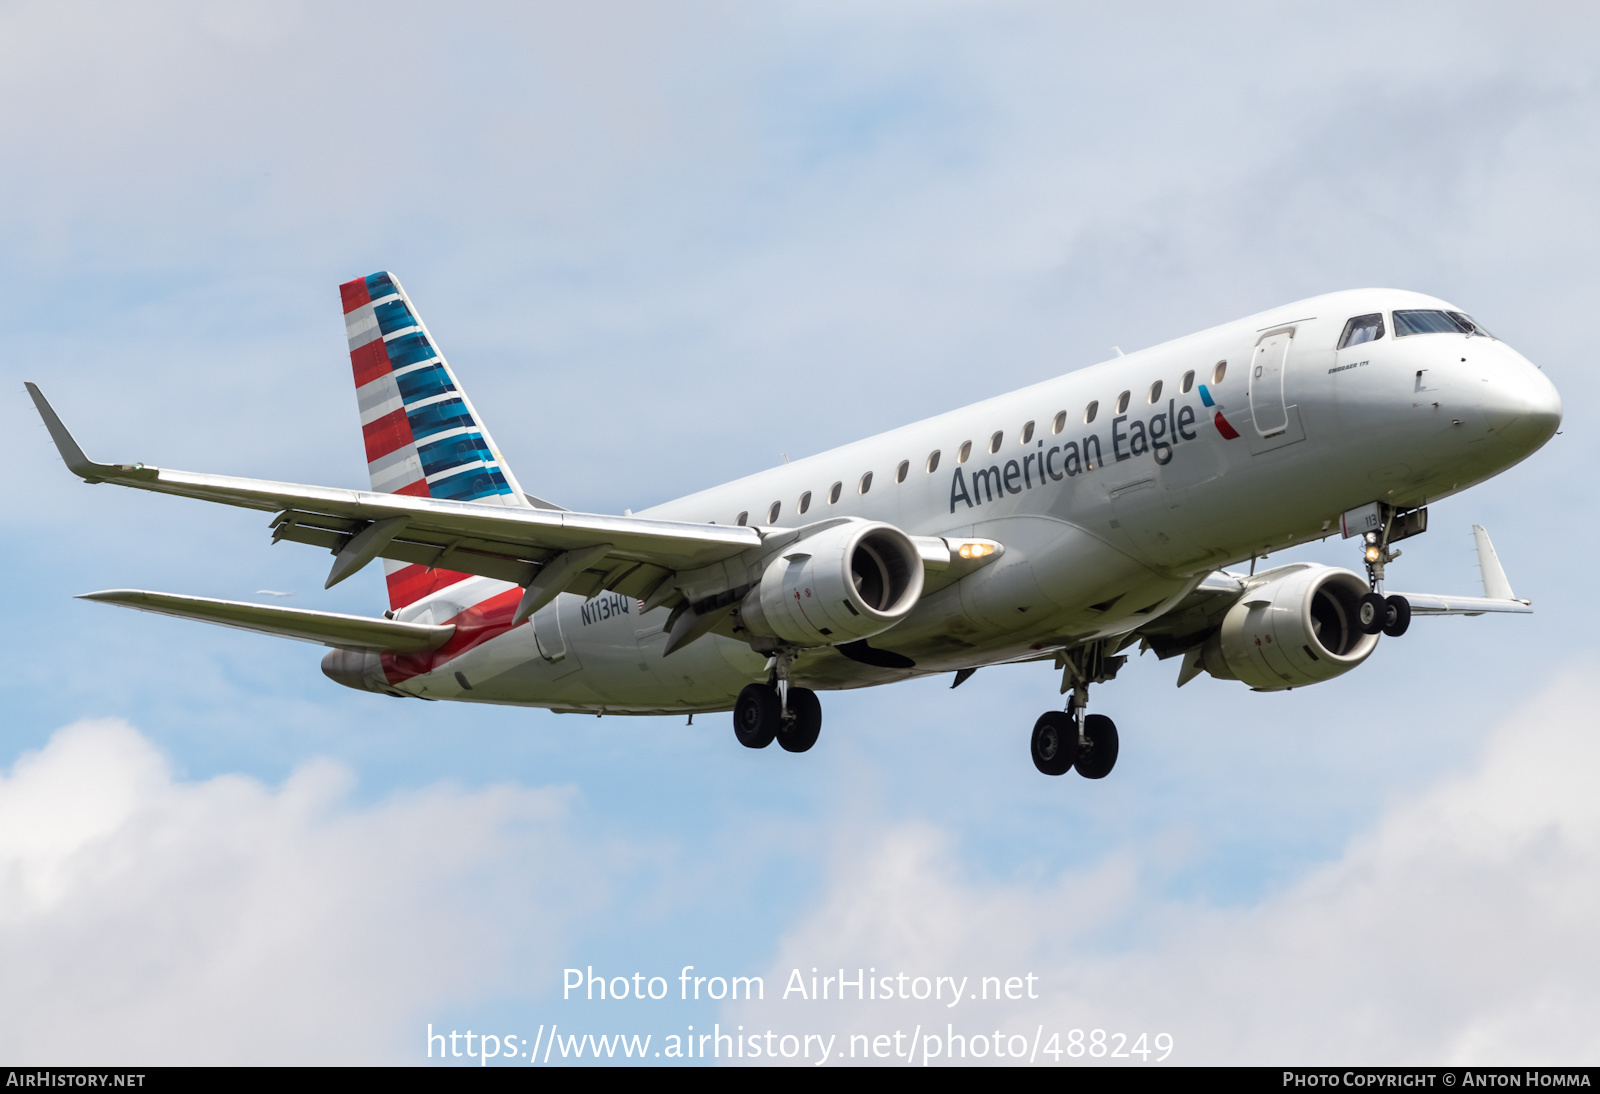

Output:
xmin=385 ymin=563 xmax=475 ymax=608
xmin=350 ymin=338 xmax=392 ymax=388
xmin=362 ymin=408 xmax=413 ymax=463
xmin=380 ymin=585 xmax=521 ymax=685
xmin=339 ymin=278 xmax=371 ymax=314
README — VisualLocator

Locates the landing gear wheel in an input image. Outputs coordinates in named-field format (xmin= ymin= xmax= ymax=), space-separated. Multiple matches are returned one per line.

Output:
xmin=777 ymin=687 xmax=822 ymax=753
xmin=733 ymin=683 xmax=780 ymax=749
xmin=1074 ymin=714 xmax=1120 ymax=780
xmin=1357 ymin=592 xmax=1387 ymax=635
xmin=1382 ymin=594 xmax=1411 ymax=638
xmin=1030 ymin=711 xmax=1079 ymax=776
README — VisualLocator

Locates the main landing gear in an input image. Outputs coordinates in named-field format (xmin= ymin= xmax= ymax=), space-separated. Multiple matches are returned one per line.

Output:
xmin=733 ymin=655 xmax=822 ymax=753
xmin=1031 ymin=642 xmax=1122 ymax=780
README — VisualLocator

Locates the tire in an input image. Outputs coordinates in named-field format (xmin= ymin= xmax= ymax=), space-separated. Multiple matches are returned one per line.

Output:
xmin=733 ymin=683 xmax=780 ymax=749
xmin=1074 ymin=714 xmax=1120 ymax=779
xmin=777 ymin=687 xmax=822 ymax=753
xmin=1382 ymin=594 xmax=1411 ymax=638
xmin=1030 ymin=711 xmax=1078 ymax=776
xmin=1357 ymin=592 xmax=1387 ymax=635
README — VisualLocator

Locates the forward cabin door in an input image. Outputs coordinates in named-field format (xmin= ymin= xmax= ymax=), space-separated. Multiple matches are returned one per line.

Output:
xmin=1249 ymin=327 xmax=1294 ymax=437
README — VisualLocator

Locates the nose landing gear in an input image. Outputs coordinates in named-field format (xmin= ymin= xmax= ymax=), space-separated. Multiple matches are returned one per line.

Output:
xmin=1359 ymin=516 xmax=1413 ymax=638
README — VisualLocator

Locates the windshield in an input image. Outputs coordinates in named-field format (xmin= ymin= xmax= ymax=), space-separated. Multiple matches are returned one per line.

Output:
xmin=1394 ymin=309 xmax=1494 ymax=338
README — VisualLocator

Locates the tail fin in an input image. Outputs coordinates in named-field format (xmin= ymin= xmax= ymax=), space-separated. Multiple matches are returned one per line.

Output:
xmin=340 ymin=271 xmax=530 ymax=609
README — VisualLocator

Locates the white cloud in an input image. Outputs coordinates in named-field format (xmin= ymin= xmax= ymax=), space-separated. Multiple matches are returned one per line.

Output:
xmin=746 ymin=667 xmax=1600 ymax=1065
xmin=0 ymin=719 xmax=610 ymax=1064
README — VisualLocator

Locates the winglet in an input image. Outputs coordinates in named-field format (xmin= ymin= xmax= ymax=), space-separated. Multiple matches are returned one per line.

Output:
xmin=25 ymin=383 xmax=111 ymax=481
xmin=1472 ymin=525 xmax=1516 ymax=601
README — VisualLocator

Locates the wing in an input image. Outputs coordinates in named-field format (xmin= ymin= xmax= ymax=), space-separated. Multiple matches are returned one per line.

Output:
xmin=29 ymin=382 xmax=762 ymax=606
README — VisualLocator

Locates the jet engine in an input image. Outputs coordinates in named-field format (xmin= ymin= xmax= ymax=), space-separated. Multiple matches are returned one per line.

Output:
xmin=1199 ymin=564 xmax=1379 ymax=690
xmin=739 ymin=521 xmax=924 ymax=646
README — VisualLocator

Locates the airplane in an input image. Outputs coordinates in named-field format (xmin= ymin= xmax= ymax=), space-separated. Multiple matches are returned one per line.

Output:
xmin=26 ymin=273 xmax=1561 ymax=779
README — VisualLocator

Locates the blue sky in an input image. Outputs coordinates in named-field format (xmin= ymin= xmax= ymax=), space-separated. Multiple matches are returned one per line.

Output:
xmin=4 ymin=1 xmax=1598 ymax=1065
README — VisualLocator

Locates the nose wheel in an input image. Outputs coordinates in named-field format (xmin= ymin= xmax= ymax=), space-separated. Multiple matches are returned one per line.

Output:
xmin=1358 ymin=514 xmax=1413 ymax=638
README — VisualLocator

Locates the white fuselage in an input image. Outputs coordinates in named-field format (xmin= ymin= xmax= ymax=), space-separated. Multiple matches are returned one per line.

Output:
xmin=382 ymin=289 xmax=1561 ymax=713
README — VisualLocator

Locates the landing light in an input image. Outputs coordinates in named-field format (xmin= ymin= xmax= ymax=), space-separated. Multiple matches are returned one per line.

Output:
xmin=958 ymin=542 xmax=995 ymax=560
xmin=1365 ymin=546 xmax=1382 ymax=563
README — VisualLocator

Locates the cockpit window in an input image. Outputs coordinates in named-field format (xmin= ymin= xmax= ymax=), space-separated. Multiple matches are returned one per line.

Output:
xmin=1448 ymin=311 xmax=1493 ymax=338
xmin=1337 ymin=313 xmax=1385 ymax=349
xmin=1394 ymin=309 xmax=1491 ymax=338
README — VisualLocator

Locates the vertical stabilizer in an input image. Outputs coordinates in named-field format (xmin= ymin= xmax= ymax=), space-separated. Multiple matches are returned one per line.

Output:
xmin=339 ymin=271 xmax=531 ymax=608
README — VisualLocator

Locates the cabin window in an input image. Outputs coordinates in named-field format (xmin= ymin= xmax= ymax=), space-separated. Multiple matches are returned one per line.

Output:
xmin=1021 ymin=420 xmax=1035 ymax=444
xmin=829 ymin=481 xmax=842 ymax=504
xmin=767 ymin=501 xmax=781 ymax=524
xmin=1115 ymin=390 xmax=1130 ymax=414
xmin=958 ymin=440 xmax=972 ymax=463
xmin=798 ymin=490 xmax=812 ymax=515
xmin=1148 ymin=380 xmax=1163 ymax=403
xmin=926 ymin=450 xmax=941 ymax=473
xmin=1212 ymin=360 xmax=1227 ymax=384
xmin=895 ymin=459 xmax=910 ymax=483
xmin=1084 ymin=400 xmax=1099 ymax=424
xmin=1338 ymin=313 xmax=1386 ymax=348
xmin=1052 ymin=411 xmax=1066 ymax=434
xmin=736 ymin=511 xmax=749 ymax=526
xmin=988 ymin=431 xmax=1004 ymax=454
xmin=859 ymin=471 xmax=873 ymax=495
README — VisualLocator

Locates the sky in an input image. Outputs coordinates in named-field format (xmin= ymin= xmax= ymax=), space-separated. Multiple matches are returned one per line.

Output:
xmin=3 ymin=0 xmax=1599 ymax=1066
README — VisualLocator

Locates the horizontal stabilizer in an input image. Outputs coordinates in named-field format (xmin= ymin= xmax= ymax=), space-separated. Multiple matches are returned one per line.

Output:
xmin=78 ymin=590 xmax=455 ymax=652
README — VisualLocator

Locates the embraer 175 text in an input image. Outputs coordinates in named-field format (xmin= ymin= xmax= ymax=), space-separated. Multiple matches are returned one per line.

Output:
xmin=28 ymin=274 xmax=1561 ymax=778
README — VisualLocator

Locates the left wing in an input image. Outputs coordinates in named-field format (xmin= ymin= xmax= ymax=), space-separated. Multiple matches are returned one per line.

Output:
xmin=28 ymin=382 xmax=761 ymax=606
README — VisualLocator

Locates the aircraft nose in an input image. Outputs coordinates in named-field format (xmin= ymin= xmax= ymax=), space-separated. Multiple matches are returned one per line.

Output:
xmin=1482 ymin=352 xmax=1562 ymax=456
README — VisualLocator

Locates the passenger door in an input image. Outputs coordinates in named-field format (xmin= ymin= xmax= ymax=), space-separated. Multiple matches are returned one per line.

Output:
xmin=1249 ymin=327 xmax=1294 ymax=437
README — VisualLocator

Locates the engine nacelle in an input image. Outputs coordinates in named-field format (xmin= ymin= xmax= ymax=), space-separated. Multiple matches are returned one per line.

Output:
xmin=739 ymin=521 xmax=925 ymax=646
xmin=1200 ymin=564 xmax=1379 ymax=690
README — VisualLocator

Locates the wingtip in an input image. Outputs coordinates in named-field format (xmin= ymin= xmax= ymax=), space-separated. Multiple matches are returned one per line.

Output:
xmin=25 ymin=383 xmax=105 ymax=480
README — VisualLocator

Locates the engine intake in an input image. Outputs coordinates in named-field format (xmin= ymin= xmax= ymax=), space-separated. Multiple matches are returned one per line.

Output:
xmin=739 ymin=521 xmax=924 ymax=646
xmin=1201 ymin=564 xmax=1379 ymax=690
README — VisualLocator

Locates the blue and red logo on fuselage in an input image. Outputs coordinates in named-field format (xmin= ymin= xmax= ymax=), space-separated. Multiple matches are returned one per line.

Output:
xmin=1198 ymin=384 xmax=1240 ymax=439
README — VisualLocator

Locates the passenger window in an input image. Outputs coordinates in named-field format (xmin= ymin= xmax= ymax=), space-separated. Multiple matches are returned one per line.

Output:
xmin=1338 ymin=313 xmax=1386 ymax=348
xmin=736 ymin=511 xmax=749 ymax=526
xmin=798 ymin=490 xmax=811 ymax=515
xmin=767 ymin=501 xmax=781 ymax=524
xmin=1052 ymin=411 xmax=1066 ymax=434
xmin=1084 ymin=400 xmax=1099 ymax=424
xmin=1212 ymin=360 xmax=1227 ymax=385
xmin=1115 ymin=390 xmax=1130 ymax=414
xmin=988 ymin=431 xmax=1004 ymax=454
xmin=958 ymin=440 xmax=972 ymax=463
xmin=1181 ymin=370 xmax=1195 ymax=393
xmin=1021 ymin=420 xmax=1035 ymax=444
xmin=1148 ymin=380 xmax=1163 ymax=403
xmin=859 ymin=472 xmax=873 ymax=495
xmin=926 ymin=450 xmax=941 ymax=473
xmin=895 ymin=459 xmax=909 ymax=483
xmin=828 ymin=481 xmax=842 ymax=504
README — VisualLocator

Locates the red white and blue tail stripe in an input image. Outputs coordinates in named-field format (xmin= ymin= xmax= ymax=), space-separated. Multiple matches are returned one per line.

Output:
xmin=340 ymin=271 xmax=529 ymax=609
